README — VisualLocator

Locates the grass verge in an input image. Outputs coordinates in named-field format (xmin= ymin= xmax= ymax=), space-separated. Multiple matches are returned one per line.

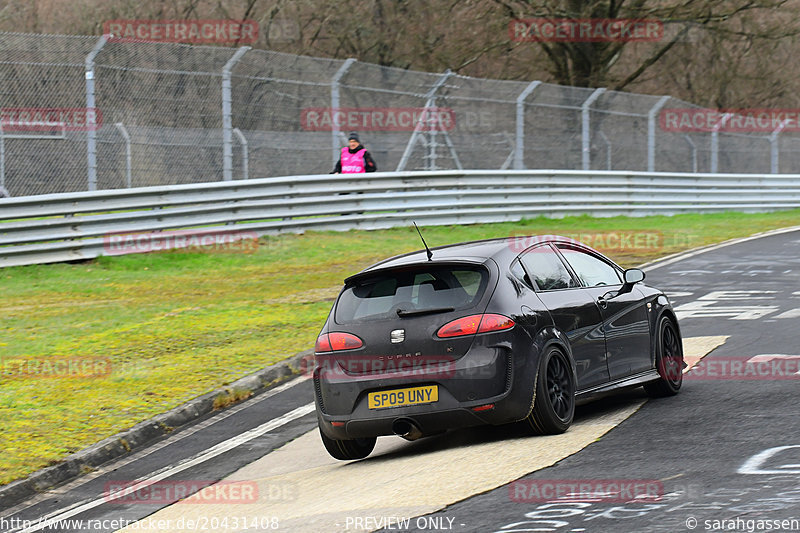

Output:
xmin=2 ymin=210 xmax=800 ymax=484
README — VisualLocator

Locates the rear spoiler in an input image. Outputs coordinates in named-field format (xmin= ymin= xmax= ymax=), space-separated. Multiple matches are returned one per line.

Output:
xmin=344 ymin=259 xmax=487 ymax=286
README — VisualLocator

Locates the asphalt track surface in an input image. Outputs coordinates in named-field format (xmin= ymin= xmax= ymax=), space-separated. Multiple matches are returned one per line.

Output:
xmin=383 ymin=227 xmax=800 ymax=533
xmin=2 ymin=228 xmax=800 ymax=533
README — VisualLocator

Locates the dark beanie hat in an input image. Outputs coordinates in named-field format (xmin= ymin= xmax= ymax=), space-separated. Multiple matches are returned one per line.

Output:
xmin=348 ymin=131 xmax=360 ymax=142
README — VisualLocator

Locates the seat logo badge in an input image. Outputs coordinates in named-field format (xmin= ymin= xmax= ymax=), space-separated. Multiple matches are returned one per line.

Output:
xmin=390 ymin=329 xmax=405 ymax=343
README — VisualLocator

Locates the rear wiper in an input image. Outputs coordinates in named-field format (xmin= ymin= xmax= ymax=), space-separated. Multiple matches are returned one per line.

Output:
xmin=396 ymin=307 xmax=454 ymax=317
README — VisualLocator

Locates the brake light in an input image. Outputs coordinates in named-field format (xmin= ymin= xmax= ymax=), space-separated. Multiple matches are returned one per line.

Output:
xmin=436 ymin=314 xmax=515 ymax=338
xmin=478 ymin=314 xmax=515 ymax=333
xmin=315 ymin=332 xmax=363 ymax=353
xmin=315 ymin=334 xmax=332 ymax=352
xmin=437 ymin=315 xmax=482 ymax=338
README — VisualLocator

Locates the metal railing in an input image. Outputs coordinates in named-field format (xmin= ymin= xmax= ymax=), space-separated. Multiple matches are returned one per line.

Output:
xmin=3 ymin=170 xmax=800 ymax=268
xmin=6 ymin=32 xmax=800 ymax=199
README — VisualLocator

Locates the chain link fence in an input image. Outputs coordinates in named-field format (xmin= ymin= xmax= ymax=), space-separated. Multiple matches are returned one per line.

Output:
xmin=2 ymin=30 xmax=800 ymax=197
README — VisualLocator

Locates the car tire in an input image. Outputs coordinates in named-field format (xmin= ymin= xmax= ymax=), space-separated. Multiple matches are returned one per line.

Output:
xmin=318 ymin=426 xmax=377 ymax=460
xmin=526 ymin=346 xmax=575 ymax=435
xmin=644 ymin=316 xmax=683 ymax=398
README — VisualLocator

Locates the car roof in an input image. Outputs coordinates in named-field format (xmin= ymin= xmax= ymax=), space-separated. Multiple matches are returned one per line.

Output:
xmin=358 ymin=234 xmax=600 ymax=274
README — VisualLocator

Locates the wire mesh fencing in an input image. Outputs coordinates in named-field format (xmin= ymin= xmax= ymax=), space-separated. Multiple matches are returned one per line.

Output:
xmin=2 ymin=30 xmax=800 ymax=198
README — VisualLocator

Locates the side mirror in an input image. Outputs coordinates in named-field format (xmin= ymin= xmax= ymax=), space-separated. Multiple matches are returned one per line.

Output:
xmin=602 ymin=268 xmax=646 ymax=301
xmin=624 ymin=268 xmax=645 ymax=285
xmin=610 ymin=268 xmax=645 ymax=297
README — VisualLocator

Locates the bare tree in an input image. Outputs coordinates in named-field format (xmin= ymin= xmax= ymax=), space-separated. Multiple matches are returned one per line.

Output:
xmin=3 ymin=0 xmax=800 ymax=106
xmin=490 ymin=0 xmax=800 ymax=91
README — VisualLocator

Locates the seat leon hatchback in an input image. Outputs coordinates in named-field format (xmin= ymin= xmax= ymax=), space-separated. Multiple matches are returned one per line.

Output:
xmin=312 ymin=235 xmax=683 ymax=460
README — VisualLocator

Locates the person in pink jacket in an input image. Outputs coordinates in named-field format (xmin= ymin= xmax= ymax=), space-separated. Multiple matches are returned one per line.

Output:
xmin=332 ymin=132 xmax=377 ymax=173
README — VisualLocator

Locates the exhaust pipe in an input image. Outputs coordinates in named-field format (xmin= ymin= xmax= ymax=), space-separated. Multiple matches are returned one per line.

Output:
xmin=392 ymin=418 xmax=423 ymax=441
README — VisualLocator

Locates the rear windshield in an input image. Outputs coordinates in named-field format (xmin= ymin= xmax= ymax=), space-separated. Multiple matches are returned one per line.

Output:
xmin=335 ymin=266 xmax=488 ymax=323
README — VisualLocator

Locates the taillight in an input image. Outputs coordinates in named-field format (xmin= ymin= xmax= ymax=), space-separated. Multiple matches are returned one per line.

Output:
xmin=436 ymin=314 xmax=515 ymax=338
xmin=478 ymin=314 xmax=515 ymax=333
xmin=315 ymin=334 xmax=332 ymax=353
xmin=315 ymin=332 xmax=363 ymax=353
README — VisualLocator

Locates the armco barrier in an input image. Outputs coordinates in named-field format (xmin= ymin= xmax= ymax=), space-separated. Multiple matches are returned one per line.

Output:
xmin=2 ymin=170 xmax=800 ymax=268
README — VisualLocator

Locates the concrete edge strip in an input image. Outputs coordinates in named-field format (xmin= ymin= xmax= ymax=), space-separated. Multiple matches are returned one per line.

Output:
xmin=0 ymin=349 xmax=314 ymax=511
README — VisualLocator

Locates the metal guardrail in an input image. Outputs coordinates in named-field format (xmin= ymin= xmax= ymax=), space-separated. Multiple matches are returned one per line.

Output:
xmin=2 ymin=170 xmax=800 ymax=268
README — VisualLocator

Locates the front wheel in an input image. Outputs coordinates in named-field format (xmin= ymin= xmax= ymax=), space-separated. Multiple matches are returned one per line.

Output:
xmin=526 ymin=346 xmax=576 ymax=435
xmin=318 ymin=425 xmax=377 ymax=460
xmin=644 ymin=316 xmax=683 ymax=398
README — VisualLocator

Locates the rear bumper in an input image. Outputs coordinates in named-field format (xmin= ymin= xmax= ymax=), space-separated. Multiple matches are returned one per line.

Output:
xmin=315 ymin=341 xmax=539 ymax=440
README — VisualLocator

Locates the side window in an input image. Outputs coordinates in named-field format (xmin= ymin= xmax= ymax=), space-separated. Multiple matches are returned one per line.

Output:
xmin=556 ymin=246 xmax=621 ymax=287
xmin=519 ymin=245 xmax=578 ymax=291
xmin=510 ymin=259 xmax=533 ymax=289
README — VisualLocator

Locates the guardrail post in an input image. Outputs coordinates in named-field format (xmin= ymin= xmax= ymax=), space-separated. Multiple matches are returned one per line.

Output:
xmin=233 ymin=128 xmax=248 ymax=180
xmin=85 ymin=35 xmax=108 ymax=191
xmin=514 ymin=80 xmax=541 ymax=170
xmin=770 ymin=120 xmax=789 ymax=174
xmin=331 ymin=58 xmax=357 ymax=166
xmin=710 ymin=113 xmax=733 ymax=173
xmin=222 ymin=46 xmax=250 ymax=181
xmin=397 ymin=70 xmax=453 ymax=171
xmin=581 ymin=88 xmax=606 ymax=171
xmin=114 ymin=122 xmax=131 ymax=188
xmin=647 ymin=96 xmax=670 ymax=172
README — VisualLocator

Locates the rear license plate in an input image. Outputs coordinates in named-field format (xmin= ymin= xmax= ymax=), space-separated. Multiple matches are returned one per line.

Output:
xmin=368 ymin=385 xmax=438 ymax=410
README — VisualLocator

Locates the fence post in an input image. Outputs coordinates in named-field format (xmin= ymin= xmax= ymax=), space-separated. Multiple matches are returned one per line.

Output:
xmin=85 ymin=35 xmax=108 ymax=191
xmin=233 ymin=128 xmax=248 ymax=180
xmin=710 ymin=113 xmax=733 ymax=173
xmin=514 ymin=80 xmax=541 ymax=170
xmin=683 ymin=135 xmax=698 ymax=173
xmin=0 ymin=122 xmax=4 ymax=193
xmin=114 ymin=122 xmax=131 ymax=188
xmin=581 ymin=88 xmax=605 ymax=171
xmin=647 ymin=96 xmax=670 ymax=172
xmin=598 ymin=131 xmax=611 ymax=170
xmin=222 ymin=46 xmax=250 ymax=181
xmin=396 ymin=70 xmax=453 ymax=171
xmin=331 ymin=58 xmax=357 ymax=166
xmin=770 ymin=120 xmax=788 ymax=174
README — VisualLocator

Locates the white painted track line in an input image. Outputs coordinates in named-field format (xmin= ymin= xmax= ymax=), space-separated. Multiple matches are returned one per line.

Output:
xmin=4 ymin=377 xmax=309 ymax=518
xmin=13 ymin=402 xmax=315 ymax=533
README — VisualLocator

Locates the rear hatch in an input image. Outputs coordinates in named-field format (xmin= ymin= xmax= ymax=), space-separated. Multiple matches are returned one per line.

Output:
xmin=328 ymin=262 xmax=494 ymax=376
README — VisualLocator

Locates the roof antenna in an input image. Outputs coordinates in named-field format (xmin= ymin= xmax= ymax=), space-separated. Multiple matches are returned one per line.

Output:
xmin=413 ymin=222 xmax=433 ymax=261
